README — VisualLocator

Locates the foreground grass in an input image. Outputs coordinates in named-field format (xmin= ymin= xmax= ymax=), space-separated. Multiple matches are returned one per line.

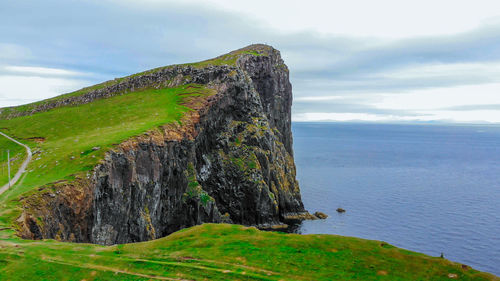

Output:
xmin=0 ymin=224 xmax=496 ymax=281
xmin=0 ymin=84 xmax=215 ymax=233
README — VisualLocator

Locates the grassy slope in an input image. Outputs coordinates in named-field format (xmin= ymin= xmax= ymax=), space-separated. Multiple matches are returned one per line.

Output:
xmin=0 ymin=224 xmax=497 ymax=281
xmin=0 ymin=84 xmax=215 ymax=232
xmin=0 ymin=135 xmax=26 ymax=186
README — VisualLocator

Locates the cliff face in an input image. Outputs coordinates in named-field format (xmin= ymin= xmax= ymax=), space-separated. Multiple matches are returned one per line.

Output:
xmin=18 ymin=45 xmax=310 ymax=245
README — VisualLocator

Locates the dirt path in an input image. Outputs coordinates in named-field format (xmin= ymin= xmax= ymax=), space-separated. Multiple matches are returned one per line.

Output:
xmin=0 ymin=132 xmax=32 ymax=195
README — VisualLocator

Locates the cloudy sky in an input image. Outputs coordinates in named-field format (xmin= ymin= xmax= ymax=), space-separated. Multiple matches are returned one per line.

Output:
xmin=1 ymin=0 xmax=500 ymax=123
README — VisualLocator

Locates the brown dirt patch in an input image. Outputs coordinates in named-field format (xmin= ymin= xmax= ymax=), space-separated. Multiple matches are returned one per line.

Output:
xmin=26 ymin=137 xmax=46 ymax=143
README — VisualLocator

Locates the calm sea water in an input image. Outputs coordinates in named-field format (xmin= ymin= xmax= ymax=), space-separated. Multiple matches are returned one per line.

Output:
xmin=292 ymin=122 xmax=500 ymax=276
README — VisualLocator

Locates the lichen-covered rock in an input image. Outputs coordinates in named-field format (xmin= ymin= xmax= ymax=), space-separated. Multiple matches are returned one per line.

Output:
xmin=18 ymin=44 xmax=311 ymax=245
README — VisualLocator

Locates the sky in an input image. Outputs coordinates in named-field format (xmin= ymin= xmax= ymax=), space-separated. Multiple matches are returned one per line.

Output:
xmin=1 ymin=0 xmax=500 ymax=123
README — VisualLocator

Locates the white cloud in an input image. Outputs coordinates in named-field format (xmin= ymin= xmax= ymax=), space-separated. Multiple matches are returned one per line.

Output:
xmin=0 ymin=76 xmax=89 ymax=108
xmin=380 ymin=62 xmax=500 ymax=81
xmin=146 ymin=0 xmax=500 ymax=38
xmin=295 ymin=96 xmax=347 ymax=102
xmin=371 ymin=83 xmax=500 ymax=110
xmin=0 ymin=64 xmax=94 ymax=107
xmin=293 ymin=112 xmax=401 ymax=122
xmin=3 ymin=66 xmax=87 ymax=77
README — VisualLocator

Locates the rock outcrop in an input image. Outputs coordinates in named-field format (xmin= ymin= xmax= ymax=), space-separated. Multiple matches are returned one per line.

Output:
xmin=17 ymin=44 xmax=311 ymax=245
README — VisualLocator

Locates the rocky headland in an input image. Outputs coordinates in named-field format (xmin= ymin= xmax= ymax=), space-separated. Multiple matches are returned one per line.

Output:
xmin=16 ymin=44 xmax=317 ymax=245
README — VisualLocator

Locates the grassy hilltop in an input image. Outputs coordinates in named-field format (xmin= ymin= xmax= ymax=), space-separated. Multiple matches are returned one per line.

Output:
xmin=0 ymin=46 xmax=498 ymax=280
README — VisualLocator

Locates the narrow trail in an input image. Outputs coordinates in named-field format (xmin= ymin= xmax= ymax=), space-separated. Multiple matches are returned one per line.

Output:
xmin=0 ymin=132 xmax=32 ymax=195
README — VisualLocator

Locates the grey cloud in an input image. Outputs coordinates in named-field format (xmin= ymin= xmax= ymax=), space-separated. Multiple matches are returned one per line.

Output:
xmin=291 ymin=24 xmax=500 ymax=80
xmin=0 ymin=0 xmax=264 ymax=77
xmin=283 ymin=25 xmax=500 ymax=97
xmin=291 ymin=73 xmax=499 ymax=96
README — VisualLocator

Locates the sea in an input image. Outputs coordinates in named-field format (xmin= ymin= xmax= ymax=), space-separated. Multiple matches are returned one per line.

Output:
xmin=292 ymin=122 xmax=500 ymax=276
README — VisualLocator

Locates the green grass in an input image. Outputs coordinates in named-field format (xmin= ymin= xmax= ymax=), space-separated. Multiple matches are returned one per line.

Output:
xmin=0 ymin=135 xmax=26 ymax=186
xmin=184 ymin=163 xmax=214 ymax=206
xmin=0 ymin=224 xmax=496 ymax=280
xmin=0 ymin=84 xmax=215 ymax=232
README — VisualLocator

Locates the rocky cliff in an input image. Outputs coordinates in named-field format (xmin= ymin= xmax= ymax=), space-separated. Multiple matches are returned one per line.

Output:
xmin=17 ymin=44 xmax=313 ymax=245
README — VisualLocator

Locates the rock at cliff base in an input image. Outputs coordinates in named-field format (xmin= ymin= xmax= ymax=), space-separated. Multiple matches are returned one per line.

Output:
xmin=314 ymin=211 xmax=328 ymax=219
